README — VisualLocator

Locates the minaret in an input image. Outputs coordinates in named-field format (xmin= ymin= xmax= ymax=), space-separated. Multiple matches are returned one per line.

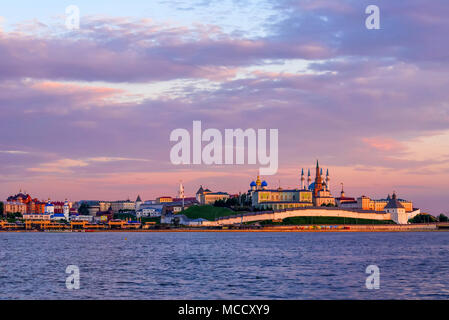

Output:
xmin=300 ymin=168 xmax=305 ymax=190
xmin=307 ymin=169 xmax=311 ymax=189
xmin=314 ymin=160 xmax=323 ymax=197
xmin=325 ymin=169 xmax=330 ymax=193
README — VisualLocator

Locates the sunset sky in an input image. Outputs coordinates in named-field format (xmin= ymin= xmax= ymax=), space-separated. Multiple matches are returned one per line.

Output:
xmin=1 ymin=0 xmax=449 ymax=214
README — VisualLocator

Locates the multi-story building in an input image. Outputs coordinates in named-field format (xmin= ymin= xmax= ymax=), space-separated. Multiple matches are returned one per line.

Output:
xmin=6 ymin=191 xmax=71 ymax=214
xmin=156 ymin=196 xmax=173 ymax=204
xmin=6 ymin=191 xmax=45 ymax=213
xmin=355 ymin=195 xmax=413 ymax=212
xmin=196 ymin=186 xmax=230 ymax=205
xmin=335 ymin=188 xmax=414 ymax=213
xmin=4 ymin=201 xmax=27 ymax=215
xmin=249 ymin=175 xmax=313 ymax=210
xmin=110 ymin=200 xmax=135 ymax=213
xmin=99 ymin=201 xmax=112 ymax=212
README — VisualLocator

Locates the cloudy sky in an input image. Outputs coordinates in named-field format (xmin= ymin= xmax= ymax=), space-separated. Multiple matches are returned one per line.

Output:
xmin=1 ymin=0 xmax=449 ymax=214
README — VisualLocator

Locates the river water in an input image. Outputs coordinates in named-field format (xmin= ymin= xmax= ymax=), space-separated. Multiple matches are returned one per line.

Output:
xmin=1 ymin=232 xmax=448 ymax=299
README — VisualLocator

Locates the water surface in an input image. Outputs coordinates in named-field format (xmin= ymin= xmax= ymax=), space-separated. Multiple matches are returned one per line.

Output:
xmin=1 ymin=232 xmax=448 ymax=299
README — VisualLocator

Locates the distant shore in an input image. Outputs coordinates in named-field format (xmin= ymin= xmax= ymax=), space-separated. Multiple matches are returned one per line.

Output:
xmin=1 ymin=223 xmax=446 ymax=233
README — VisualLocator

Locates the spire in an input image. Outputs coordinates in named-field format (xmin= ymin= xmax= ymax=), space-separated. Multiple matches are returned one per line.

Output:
xmin=314 ymin=160 xmax=323 ymax=197
xmin=326 ymin=169 xmax=329 ymax=177
xmin=300 ymin=168 xmax=305 ymax=189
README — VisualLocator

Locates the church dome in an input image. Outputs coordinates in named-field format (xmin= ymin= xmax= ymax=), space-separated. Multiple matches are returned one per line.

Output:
xmin=261 ymin=181 xmax=268 ymax=187
xmin=308 ymin=182 xmax=316 ymax=191
xmin=250 ymin=181 xmax=257 ymax=187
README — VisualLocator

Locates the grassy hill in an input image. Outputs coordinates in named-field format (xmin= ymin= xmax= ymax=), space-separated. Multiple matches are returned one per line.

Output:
xmin=182 ymin=205 xmax=235 ymax=221
xmin=180 ymin=206 xmax=396 ymax=225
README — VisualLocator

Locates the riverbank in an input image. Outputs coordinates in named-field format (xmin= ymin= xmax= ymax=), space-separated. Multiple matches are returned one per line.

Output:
xmin=1 ymin=223 xmax=446 ymax=232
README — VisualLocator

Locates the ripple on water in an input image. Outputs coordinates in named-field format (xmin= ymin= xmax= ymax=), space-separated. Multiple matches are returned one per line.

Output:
xmin=0 ymin=232 xmax=449 ymax=299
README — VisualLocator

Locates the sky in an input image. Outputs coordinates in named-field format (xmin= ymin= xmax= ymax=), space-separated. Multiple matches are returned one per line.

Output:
xmin=1 ymin=0 xmax=449 ymax=214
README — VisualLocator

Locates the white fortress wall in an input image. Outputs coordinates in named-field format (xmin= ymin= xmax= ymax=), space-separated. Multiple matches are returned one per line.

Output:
xmin=202 ymin=208 xmax=393 ymax=226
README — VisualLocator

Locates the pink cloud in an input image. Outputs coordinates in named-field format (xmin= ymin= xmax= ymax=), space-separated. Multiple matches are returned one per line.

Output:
xmin=362 ymin=137 xmax=405 ymax=152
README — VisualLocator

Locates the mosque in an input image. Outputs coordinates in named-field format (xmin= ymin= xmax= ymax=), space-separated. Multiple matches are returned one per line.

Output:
xmin=248 ymin=160 xmax=335 ymax=210
xmin=248 ymin=160 xmax=415 ymax=214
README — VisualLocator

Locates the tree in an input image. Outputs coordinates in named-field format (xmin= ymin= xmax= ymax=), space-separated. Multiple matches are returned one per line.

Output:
xmin=438 ymin=214 xmax=449 ymax=222
xmin=6 ymin=212 xmax=22 ymax=223
xmin=0 ymin=201 xmax=3 ymax=216
xmin=78 ymin=203 xmax=89 ymax=215
xmin=409 ymin=214 xmax=437 ymax=224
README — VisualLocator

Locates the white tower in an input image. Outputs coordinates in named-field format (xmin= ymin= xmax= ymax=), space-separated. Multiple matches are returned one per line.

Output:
xmin=63 ymin=199 xmax=70 ymax=220
xmin=307 ymin=169 xmax=312 ymax=189
xmin=135 ymin=195 xmax=142 ymax=211
xmin=179 ymin=181 xmax=185 ymax=211
xmin=300 ymin=168 xmax=305 ymax=190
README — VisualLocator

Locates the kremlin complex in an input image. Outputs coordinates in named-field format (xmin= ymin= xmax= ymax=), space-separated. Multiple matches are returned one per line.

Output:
xmin=1 ymin=160 xmax=420 ymax=227
xmin=248 ymin=160 xmax=414 ymax=214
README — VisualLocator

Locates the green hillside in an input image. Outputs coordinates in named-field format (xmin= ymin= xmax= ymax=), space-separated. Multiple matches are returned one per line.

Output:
xmin=182 ymin=205 xmax=235 ymax=221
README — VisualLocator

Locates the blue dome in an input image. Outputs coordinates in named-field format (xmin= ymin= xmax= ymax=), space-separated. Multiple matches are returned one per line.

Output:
xmin=250 ymin=181 xmax=256 ymax=187
xmin=308 ymin=182 xmax=316 ymax=191
xmin=261 ymin=181 xmax=268 ymax=187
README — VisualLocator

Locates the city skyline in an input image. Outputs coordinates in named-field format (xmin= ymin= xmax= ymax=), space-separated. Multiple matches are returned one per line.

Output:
xmin=1 ymin=1 xmax=449 ymax=214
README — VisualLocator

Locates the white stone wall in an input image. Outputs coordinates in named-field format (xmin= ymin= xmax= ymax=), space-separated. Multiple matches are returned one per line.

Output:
xmin=202 ymin=208 xmax=394 ymax=226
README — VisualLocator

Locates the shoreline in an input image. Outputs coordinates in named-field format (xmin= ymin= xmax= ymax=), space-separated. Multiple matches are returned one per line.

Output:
xmin=0 ymin=224 xmax=445 ymax=233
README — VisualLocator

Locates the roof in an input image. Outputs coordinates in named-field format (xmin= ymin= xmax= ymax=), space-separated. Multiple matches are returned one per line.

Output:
xmin=205 ymin=192 xmax=228 ymax=195
xmin=136 ymin=195 xmax=142 ymax=202
xmin=259 ymin=201 xmax=312 ymax=204
xmin=173 ymin=197 xmax=197 ymax=202
xmin=384 ymin=193 xmax=405 ymax=209
xmin=335 ymin=197 xmax=356 ymax=201
xmin=196 ymin=185 xmax=204 ymax=194
xmin=254 ymin=189 xmax=309 ymax=193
